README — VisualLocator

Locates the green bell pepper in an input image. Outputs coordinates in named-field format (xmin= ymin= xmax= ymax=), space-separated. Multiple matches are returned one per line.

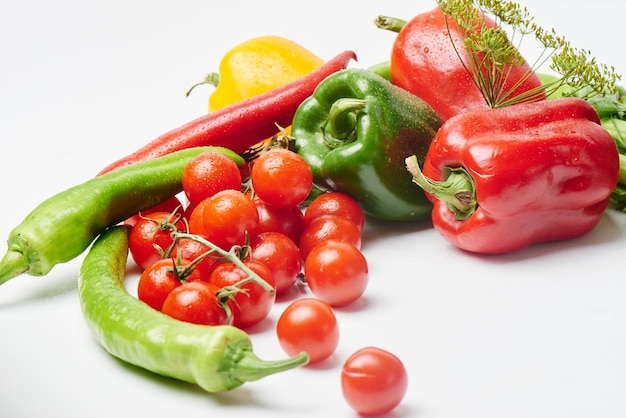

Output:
xmin=291 ymin=68 xmax=443 ymax=221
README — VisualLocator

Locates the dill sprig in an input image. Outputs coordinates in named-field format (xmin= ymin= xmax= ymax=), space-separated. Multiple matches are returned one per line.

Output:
xmin=436 ymin=0 xmax=621 ymax=107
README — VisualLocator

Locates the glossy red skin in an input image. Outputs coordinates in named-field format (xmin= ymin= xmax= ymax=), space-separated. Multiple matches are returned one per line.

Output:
xmin=250 ymin=232 xmax=302 ymax=295
xmin=137 ymin=258 xmax=183 ymax=311
xmin=200 ymin=190 xmax=259 ymax=251
xmin=276 ymin=298 xmax=339 ymax=364
xmin=422 ymin=98 xmax=620 ymax=254
xmin=161 ymin=281 xmax=229 ymax=325
xmin=304 ymin=240 xmax=368 ymax=307
xmin=253 ymin=198 xmax=305 ymax=244
xmin=124 ymin=195 xmax=184 ymax=227
xmin=298 ymin=214 xmax=362 ymax=260
xmin=182 ymin=150 xmax=242 ymax=206
xmin=341 ymin=347 xmax=408 ymax=416
xmin=304 ymin=191 xmax=365 ymax=231
xmin=390 ymin=6 xmax=545 ymax=121
xmin=97 ymin=50 xmax=357 ymax=176
xmin=251 ymin=148 xmax=313 ymax=209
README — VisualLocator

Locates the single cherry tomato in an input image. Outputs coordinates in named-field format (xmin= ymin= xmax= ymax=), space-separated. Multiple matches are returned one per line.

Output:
xmin=341 ymin=347 xmax=408 ymax=416
xmin=304 ymin=240 xmax=368 ymax=307
xmin=124 ymin=195 xmax=184 ymax=227
xmin=304 ymin=191 xmax=365 ymax=231
xmin=276 ymin=298 xmax=339 ymax=364
xmin=129 ymin=211 xmax=186 ymax=270
xmin=200 ymin=190 xmax=259 ymax=250
xmin=137 ymin=258 xmax=201 ymax=311
xmin=251 ymin=148 xmax=313 ymax=209
xmin=182 ymin=150 xmax=242 ymax=206
xmin=161 ymin=281 xmax=230 ymax=325
xmin=250 ymin=231 xmax=302 ymax=295
xmin=253 ymin=198 xmax=306 ymax=243
xmin=298 ymin=214 xmax=362 ymax=260
xmin=208 ymin=260 xmax=275 ymax=329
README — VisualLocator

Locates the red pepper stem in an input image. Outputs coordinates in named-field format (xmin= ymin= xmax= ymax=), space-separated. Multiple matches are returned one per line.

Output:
xmin=405 ymin=155 xmax=477 ymax=220
xmin=322 ymin=98 xmax=368 ymax=148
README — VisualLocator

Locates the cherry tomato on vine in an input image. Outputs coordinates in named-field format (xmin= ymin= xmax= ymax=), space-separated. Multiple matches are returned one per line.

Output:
xmin=304 ymin=191 xmax=365 ymax=231
xmin=137 ymin=258 xmax=201 ymax=311
xmin=341 ymin=347 xmax=408 ymax=416
xmin=124 ymin=195 xmax=184 ymax=227
xmin=304 ymin=240 xmax=368 ymax=306
xmin=199 ymin=189 xmax=259 ymax=250
xmin=250 ymin=231 xmax=302 ymax=295
xmin=253 ymin=198 xmax=305 ymax=244
xmin=276 ymin=298 xmax=339 ymax=364
xmin=129 ymin=211 xmax=186 ymax=270
xmin=251 ymin=148 xmax=313 ymax=209
xmin=170 ymin=237 xmax=219 ymax=280
xmin=298 ymin=214 xmax=362 ymax=260
xmin=208 ymin=260 xmax=275 ymax=329
xmin=161 ymin=281 xmax=230 ymax=325
xmin=182 ymin=150 xmax=242 ymax=206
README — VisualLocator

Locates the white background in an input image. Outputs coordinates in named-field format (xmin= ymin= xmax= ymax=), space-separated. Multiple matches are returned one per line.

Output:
xmin=1 ymin=1 xmax=626 ymax=417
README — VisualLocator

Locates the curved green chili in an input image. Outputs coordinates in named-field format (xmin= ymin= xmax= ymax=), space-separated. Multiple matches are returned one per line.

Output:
xmin=78 ymin=226 xmax=308 ymax=392
xmin=0 ymin=146 xmax=243 ymax=286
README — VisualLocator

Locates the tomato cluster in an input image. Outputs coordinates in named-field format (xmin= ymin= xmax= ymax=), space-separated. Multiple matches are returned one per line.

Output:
xmin=126 ymin=146 xmax=406 ymax=415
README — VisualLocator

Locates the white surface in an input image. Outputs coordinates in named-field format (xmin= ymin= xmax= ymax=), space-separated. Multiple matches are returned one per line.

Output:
xmin=1 ymin=1 xmax=626 ymax=417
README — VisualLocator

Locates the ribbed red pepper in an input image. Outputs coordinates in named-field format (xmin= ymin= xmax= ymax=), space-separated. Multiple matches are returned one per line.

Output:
xmin=406 ymin=98 xmax=620 ymax=254
xmin=97 ymin=50 xmax=357 ymax=176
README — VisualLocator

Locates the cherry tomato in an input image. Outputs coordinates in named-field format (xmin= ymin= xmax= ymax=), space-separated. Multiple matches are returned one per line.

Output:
xmin=161 ymin=281 xmax=230 ymax=325
xmin=304 ymin=240 xmax=368 ymax=307
xmin=304 ymin=191 xmax=365 ymax=231
xmin=136 ymin=258 xmax=201 ymax=311
xmin=129 ymin=211 xmax=186 ymax=270
xmin=170 ymin=237 xmax=219 ymax=281
xmin=208 ymin=260 xmax=275 ymax=329
xmin=341 ymin=347 xmax=408 ymax=416
xmin=298 ymin=214 xmax=362 ymax=260
xmin=254 ymin=198 xmax=305 ymax=244
xmin=124 ymin=195 xmax=184 ymax=227
xmin=182 ymin=150 xmax=242 ymax=206
xmin=276 ymin=298 xmax=339 ymax=364
xmin=250 ymin=232 xmax=302 ymax=295
xmin=251 ymin=148 xmax=313 ymax=209
xmin=200 ymin=190 xmax=259 ymax=250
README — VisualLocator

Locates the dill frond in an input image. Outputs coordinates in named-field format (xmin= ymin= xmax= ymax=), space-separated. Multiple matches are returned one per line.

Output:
xmin=436 ymin=0 xmax=620 ymax=106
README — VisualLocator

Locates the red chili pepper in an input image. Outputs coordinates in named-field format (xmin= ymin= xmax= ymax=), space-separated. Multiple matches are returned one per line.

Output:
xmin=97 ymin=50 xmax=357 ymax=176
xmin=406 ymin=98 xmax=620 ymax=254
xmin=381 ymin=6 xmax=545 ymax=121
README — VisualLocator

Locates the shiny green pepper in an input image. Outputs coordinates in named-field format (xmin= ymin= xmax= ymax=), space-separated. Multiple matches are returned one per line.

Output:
xmin=291 ymin=68 xmax=443 ymax=221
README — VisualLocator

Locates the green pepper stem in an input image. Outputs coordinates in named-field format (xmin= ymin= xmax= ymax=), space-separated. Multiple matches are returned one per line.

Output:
xmin=231 ymin=345 xmax=309 ymax=383
xmin=322 ymin=98 xmax=368 ymax=148
xmin=0 ymin=250 xmax=29 ymax=286
xmin=405 ymin=155 xmax=477 ymax=220
xmin=374 ymin=15 xmax=407 ymax=33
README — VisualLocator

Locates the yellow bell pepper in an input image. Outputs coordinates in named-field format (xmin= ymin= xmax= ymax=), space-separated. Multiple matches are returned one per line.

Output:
xmin=187 ymin=35 xmax=324 ymax=112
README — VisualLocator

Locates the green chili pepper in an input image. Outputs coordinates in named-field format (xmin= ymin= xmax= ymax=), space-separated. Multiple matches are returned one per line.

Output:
xmin=292 ymin=68 xmax=443 ymax=221
xmin=0 ymin=146 xmax=243 ymax=286
xmin=79 ymin=226 xmax=308 ymax=393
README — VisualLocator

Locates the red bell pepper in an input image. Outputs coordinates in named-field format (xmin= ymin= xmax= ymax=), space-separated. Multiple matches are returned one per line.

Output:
xmin=380 ymin=5 xmax=545 ymax=121
xmin=406 ymin=97 xmax=619 ymax=254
